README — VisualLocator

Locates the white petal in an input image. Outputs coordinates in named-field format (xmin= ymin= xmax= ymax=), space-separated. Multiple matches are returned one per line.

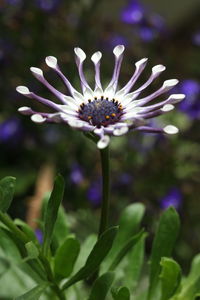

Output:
xmin=113 ymin=126 xmax=129 ymax=136
xmin=113 ymin=45 xmax=125 ymax=57
xmin=18 ymin=106 xmax=31 ymax=113
xmin=103 ymin=86 xmax=115 ymax=99
xmin=152 ymin=64 xmax=166 ymax=74
xmin=16 ymin=86 xmax=30 ymax=95
xmin=73 ymin=91 xmax=86 ymax=104
xmin=31 ymin=114 xmax=46 ymax=123
xmin=164 ymin=125 xmax=179 ymax=134
xmin=45 ymin=56 xmax=58 ymax=68
xmin=94 ymin=87 xmax=104 ymax=98
xmin=83 ymin=87 xmax=94 ymax=100
xmin=168 ymin=94 xmax=185 ymax=103
xmin=94 ymin=127 xmax=103 ymax=136
xmin=30 ymin=67 xmax=43 ymax=76
xmin=91 ymin=51 xmax=102 ymax=63
xmin=68 ymin=119 xmax=85 ymax=128
xmin=74 ymin=47 xmax=86 ymax=62
xmin=135 ymin=58 xmax=148 ymax=68
xmin=97 ymin=135 xmax=110 ymax=149
xmin=62 ymin=96 xmax=80 ymax=109
xmin=161 ymin=104 xmax=174 ymax=112
xmin=163 ymin=79 xmax=179 ymax=88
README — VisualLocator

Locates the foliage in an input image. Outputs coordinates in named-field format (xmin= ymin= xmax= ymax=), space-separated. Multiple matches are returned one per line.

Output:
xmin=0 ymin=176 xmax=200 ymax=300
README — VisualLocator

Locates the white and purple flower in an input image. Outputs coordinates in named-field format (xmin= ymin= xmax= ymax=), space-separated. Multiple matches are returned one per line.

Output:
xmin=16 ymin=45 xmax=184 ymax=149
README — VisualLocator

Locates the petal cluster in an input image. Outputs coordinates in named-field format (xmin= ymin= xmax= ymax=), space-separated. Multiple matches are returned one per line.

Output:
xmin=16 ymin=45 xmax=185 ymax=149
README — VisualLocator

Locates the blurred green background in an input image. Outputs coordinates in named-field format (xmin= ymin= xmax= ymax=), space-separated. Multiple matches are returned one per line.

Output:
xmin=0 ymin=0 xmax=200 ymax=272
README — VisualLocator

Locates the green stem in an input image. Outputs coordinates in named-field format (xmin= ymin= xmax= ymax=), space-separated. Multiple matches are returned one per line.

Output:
xmin=98 ymin=146 xmax=110 ymax=238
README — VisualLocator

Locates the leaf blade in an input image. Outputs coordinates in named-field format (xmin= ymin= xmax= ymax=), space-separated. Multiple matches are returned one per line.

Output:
xmin=54 ymin=235 xmax=80 ymax=279
xmin=88 ymin=272 xmax=115 ymax=300
xmin=42 ymin=174 xmax=65 ymax=256
xmin=160 ymin=257 xmax=181 ymax=300
xmin=0 ymin=176 xmax=16 ymax=212
xmin=15 ymin=282 xmax=49 ymax=300
xmin=62 ymin=226 xmax=118 ymax=290
xmin=148 ymin=206 xmax=180 ymax=300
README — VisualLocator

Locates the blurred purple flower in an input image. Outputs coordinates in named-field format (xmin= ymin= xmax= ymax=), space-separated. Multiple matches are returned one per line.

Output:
xmin=160 ymin=187 xmax=182 ymax=210
xmin=149 ymin=14 xmax=166 ymax=32
xmin=70 ymin=164 xmax=84 ymax=185
xmin=43 ymin=126 xmax=62 ymax=144
xmin=35 ymin=229 xmax=43 ymax=244
xmin=178 ymin=80 xmax=200 ymax=119
xmin=139 ymin=26 xmax=156 ymax=42
xmin=0 ymin=117 xmax=22 ymax=143
xmin=109 ymin=34 xmax=128 ymax=48
xmin=192 ymin=31 xmax=200 ymax=46
xmin=5 ymin=0 xmax=22 ymax=5
xmin=35 ymin=0 xmax=61 ymax=12
xmin=119 ymin=173 xmax=133 ymax=185
xmin=121 ymin=0 xmax=144 ymax=24
xmin=87 ymin=180 xmax=101 ymax=206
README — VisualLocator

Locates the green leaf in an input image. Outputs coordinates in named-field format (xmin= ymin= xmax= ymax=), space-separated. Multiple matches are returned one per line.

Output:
xmin=109 ymin=230 xmax=146 ymax=271
xmin=74 ymin=234 xmax=97 ymax=272
xmin=53 ymin=205 xmax=70 ymax=247
xmin=125 ymin=232 xmax=146 ymax=291
xmin=148 ymin=206 xmax=180 ymax=300
xmin=171 ymin=254 xmax=200 ymax=300
xmin=25 ymin=241 xmax=39 ymax=260
xmin=160 ymin=257 xmax=181 ymax=300
xmin=104 ymin=203 xmax=145 ymax=269
xmin=0 ymin=257 xmax=10 ymax=278
xmin=0 ymin=227 xmax=21 ymax=262
xmin=15 ymin=282 xmax=49 ymax=300
xmin=42 ymin=174 xmax=65 ymax=256
xmin=62 ymin=226 xmax=118 ymax=290
xmin=54 ymin=235 xmax=80 ymax=279
xmin=14 ymin=219 xmax=38 ymax=244
xmin=88 ymin=272 xmax=115 ymax=300
xmin=0 ymin=176 xmax=16 ymax=212
xmin=112 ymin=286 xmax=130 ymax=300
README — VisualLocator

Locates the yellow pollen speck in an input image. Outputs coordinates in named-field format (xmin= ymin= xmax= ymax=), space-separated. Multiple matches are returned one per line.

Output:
xmin=105 ymin=115 xmax=110 ymax=120
xmin=88 ymin=116 xmax=92 ymax=120
xmin=118 ymin=104 xmax=123 ymax=109
xmin=111 ymin=113 xmax=116 ymax=117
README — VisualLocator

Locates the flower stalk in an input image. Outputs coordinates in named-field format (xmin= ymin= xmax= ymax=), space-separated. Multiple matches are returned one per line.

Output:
xmin=98 ymin=146 xmax=110 ymax=238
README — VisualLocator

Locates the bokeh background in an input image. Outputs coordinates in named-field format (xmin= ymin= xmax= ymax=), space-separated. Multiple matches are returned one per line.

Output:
xmin=1 ymin=0 xmax=200 ymax=272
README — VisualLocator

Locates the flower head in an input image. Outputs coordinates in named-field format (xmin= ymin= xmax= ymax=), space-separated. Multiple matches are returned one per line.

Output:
xmin=160 ymin=187 xmax=182 ymax=210
xmin=17 ymin=45 xmax=184 ymax=149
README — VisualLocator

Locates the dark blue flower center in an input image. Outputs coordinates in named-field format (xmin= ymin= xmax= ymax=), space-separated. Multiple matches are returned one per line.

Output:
xmin=78 ymin=98 xmax=123 ymax=127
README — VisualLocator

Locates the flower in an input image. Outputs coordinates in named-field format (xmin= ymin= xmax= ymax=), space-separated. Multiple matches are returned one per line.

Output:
xmin=177 ymin=79 xmax=200 ymax=119
xmin=139 ymin=26 xmax=156 ymax=42
xmin=16 ymin=45 xmax=184 ymax=149
xmin=87 ymin=180 xmax=102 ymax=206
xmin=192 ymin=31 xmax=200 ymax=46
xmin=121 ymin=0 xmax=145 ymax=25
xmin=35 ymin=0 xmax=61 ymax=12
xmin=70 ymin=163 xmax=84 ymax=185
xmin=0 ymin=117 xmax=22 ymax=143
xmin=35 ymin=229 xmax=43 ymax=244
xmin=160 ymin=187 xmax=182 ymax=210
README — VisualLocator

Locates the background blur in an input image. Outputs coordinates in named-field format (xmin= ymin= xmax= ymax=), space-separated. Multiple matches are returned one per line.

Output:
xmin=0 ymin=0 xmax=200 ymax=272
